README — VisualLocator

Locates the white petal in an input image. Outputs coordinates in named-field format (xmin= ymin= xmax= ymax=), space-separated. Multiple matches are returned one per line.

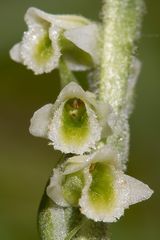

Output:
xmin=63 ymin=145 xmax=117 ymax=176
xmin=92 ymin=145 xmax=118 ymax=167
xmin=53 ymin=82 xmax=99 ymax=112
xmin=64 ymin=58 xmax=92 ymax=72
xmin=107 ymin=110 xmax=130 ymax=169
xmin=85 ymin=92 xmax=111 ymax=139
xmin=25 ymin=7 xmax=90 ymax=29
xmin=29 ymin=104 xmax=53 ymax=138
xmin=124 ymin=175 xmax=153 ymax=205
xmin=63 ymin=155 xmax=91 ymax=175
xmin=9 ymin=43 xmax=22 ymax=63
xmin=47 ymin=168 xmax=69 ymax=207
xmin=52 ymin=15 xmax=90 ymax=29
xmin=64 ymin=23 xmax=100 ymax=65
xmin=24 ymin=7 xmax=54 ymax=26
xmin=97 ymin=102 xmax=111 ymax=132
xmin=53 ymin=82 xmax=88 ymax=107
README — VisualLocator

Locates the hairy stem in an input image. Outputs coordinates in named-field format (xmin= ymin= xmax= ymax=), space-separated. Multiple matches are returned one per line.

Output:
xmin=100 ymin=0 xmax=144 ymax=111
xmin=100 ymin=0 xmax=145 ymax=167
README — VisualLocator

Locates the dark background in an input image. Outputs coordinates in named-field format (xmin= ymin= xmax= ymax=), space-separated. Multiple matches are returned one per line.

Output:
xmin=0 ymin=0 xmax=159 ymax=239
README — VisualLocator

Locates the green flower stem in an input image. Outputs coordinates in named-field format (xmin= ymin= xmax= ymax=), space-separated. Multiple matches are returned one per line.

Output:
xmin=99 ymin=0 xmax=145 ymax=167
xmin=59 ymin=58 xmax=77 ymax=88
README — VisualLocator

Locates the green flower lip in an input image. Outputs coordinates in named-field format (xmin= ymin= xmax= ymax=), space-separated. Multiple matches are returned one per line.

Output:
xmin=88 ymin=162 xmax=116 ymax=212
xmin=60 ymin=97 xmax=90 ymax=147
xmin=33 ymin=32 xmax=54 ymax=65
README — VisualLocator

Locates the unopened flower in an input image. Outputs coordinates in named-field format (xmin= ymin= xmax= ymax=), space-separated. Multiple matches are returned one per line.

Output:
xmin=47 ymin=146 xmax=153 ymax=222
xmin=10 ymin=7 xmax=99 ymax=74
xmin=29 ymin=82 xmax=110 ymax=154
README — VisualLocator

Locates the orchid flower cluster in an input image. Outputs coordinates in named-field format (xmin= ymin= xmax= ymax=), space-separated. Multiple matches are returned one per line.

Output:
xmin=10 ymin=3 xmax=152 ymax=238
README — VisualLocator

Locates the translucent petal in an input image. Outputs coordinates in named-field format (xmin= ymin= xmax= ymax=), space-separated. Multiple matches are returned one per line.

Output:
xmin=97 ymin=102 xmax=112 ymax=138
xmin=25 ymin=7 xmax=90 ymax=29
xmin=29 ymin=104 xmax=53 ymax=138
xmin=125 ymin=57 xmax=141 ymax=115
xmin=60 ymin=37 xmax=94 ymax=71
xmin=64 ymin=23 xmax=100 ymax=65
xmin=63 ymin=155 xmax=90 ymax=175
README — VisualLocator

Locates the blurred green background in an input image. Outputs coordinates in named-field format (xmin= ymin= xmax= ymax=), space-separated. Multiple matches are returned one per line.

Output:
xmin=0 ymin=0 xmax=159 ymax=239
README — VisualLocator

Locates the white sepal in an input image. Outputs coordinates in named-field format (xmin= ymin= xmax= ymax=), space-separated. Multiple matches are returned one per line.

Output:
xmin=29 ymin=104 xmax=53 ymax=138
xmin=64 ymin=23 xmax=100 ymax=68
xmin=47 ymin=168 xmax=70 ymax=207
xmin=9 ymin=43 xmax=22 ymax=63
xmin=124 ymin=175 xmax=153 ymax=205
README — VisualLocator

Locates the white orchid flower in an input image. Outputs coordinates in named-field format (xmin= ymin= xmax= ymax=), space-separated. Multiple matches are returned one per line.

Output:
xmin=29 ymin=82 xmax=110 ymax=154
xmin=10 ymin=7 xmax=99 ymax=74
xmin=47 ymin=146 xmax=153 ymax=222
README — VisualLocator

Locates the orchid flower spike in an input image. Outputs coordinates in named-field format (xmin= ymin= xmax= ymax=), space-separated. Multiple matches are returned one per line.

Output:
xmin=29 ymin=82 xmax=111 ymax=154
xmin=10 ymin=7 xmax=99 ymax=74
xmin=47 ymin=146 xmax=153 ymax=223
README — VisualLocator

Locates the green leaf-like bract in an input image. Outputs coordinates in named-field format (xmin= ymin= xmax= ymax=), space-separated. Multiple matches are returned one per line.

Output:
xmin=38 ymin=193 xmax=108 ymax=240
